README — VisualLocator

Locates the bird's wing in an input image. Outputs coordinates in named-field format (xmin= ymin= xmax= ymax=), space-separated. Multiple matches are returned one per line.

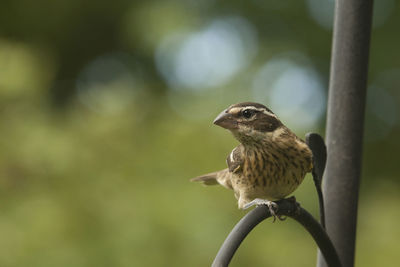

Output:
xmin=191 ymin=169 xmax=232 ymax=189
xmin=226 ymin=145 xmax=244 ymax=174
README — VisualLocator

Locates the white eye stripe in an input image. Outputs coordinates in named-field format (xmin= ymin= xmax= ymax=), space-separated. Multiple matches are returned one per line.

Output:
xmin=260 ymin=109 xmax=277 ymax=118
xmin=239 ymin=106 xmax=277 ymax=118
xmin=228 ymin=105 xmax=277 ymax=118
xmin=229 ymin=107 xmax=242 ymax=114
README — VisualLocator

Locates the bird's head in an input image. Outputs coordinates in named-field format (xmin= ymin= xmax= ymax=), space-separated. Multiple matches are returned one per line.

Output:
xmin=213 ymin=102 xmax=283 ymax=143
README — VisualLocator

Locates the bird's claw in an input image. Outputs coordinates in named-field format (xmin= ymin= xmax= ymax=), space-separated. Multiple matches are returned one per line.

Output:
xmin=243 ymin=198 xmax=286 ymax=222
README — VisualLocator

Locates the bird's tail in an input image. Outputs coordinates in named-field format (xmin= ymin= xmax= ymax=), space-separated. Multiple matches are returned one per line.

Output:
xmin=190 ymin=172 xmax=220 ymax=185
xmin=190 ymin=169 xmax=232 ymax=188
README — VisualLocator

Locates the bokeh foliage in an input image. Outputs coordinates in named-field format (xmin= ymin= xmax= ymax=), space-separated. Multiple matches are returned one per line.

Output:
xmin=0 ymin=0 xmax=399 ymax=266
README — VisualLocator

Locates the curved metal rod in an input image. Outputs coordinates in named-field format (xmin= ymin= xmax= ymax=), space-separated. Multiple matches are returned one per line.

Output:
xmin=212 ymin=199 xmax=341 ymax=267
xmin=306 ymin=133 xmax=328 ymax=228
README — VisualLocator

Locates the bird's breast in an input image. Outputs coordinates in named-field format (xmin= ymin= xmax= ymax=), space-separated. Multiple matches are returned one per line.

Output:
xmin=236 ymin=143 xmax=311 ymax=198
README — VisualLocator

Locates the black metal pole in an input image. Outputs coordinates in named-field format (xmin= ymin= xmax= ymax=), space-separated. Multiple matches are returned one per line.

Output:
xmin=317 ymin=1 xmax=373 ymax=267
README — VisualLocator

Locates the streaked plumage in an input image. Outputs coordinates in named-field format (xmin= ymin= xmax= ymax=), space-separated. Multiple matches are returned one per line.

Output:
xmin=191 ymin=102 xmax=313 ymax=210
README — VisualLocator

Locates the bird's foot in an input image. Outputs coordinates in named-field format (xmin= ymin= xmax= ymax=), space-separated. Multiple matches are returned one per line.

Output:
xmin=243 ymin=198 xmax=285 ymax=222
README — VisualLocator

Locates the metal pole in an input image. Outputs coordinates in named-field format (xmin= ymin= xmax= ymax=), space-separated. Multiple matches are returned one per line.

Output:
xmin=317 ymin=0 xmax=373 ymax=267
xmin=212 ymin=199 xmax=341 ymax=267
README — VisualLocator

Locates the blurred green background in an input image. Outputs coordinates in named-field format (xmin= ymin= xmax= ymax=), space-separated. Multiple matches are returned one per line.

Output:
xmin=0 ymin=0 xmax=399 ymax=266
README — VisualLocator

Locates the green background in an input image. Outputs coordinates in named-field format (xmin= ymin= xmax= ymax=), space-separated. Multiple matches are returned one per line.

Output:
xmin=0 ymin=0 xmax=399 ymax=266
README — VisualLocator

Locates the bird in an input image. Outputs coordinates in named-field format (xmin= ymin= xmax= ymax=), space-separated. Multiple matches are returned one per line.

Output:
xmin=191 ymin=102 xmax=313 ymax=218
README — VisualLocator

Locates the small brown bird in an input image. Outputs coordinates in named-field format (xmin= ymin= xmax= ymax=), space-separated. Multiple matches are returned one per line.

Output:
xmin=191 ymin=102 xmax=313 ymax=216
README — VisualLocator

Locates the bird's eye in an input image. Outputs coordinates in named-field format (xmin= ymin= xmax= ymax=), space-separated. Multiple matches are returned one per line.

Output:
xmin=242 ymin=109 xmax=255 ymax=118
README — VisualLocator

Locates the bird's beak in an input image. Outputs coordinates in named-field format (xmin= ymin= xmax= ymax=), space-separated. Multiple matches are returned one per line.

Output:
xmin=213 ymin=109 xmax=238 ymax=130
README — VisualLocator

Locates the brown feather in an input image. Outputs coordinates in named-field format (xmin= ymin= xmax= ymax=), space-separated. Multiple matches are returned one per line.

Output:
xmin=191 ymin=169 xmax=233 ymax=189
